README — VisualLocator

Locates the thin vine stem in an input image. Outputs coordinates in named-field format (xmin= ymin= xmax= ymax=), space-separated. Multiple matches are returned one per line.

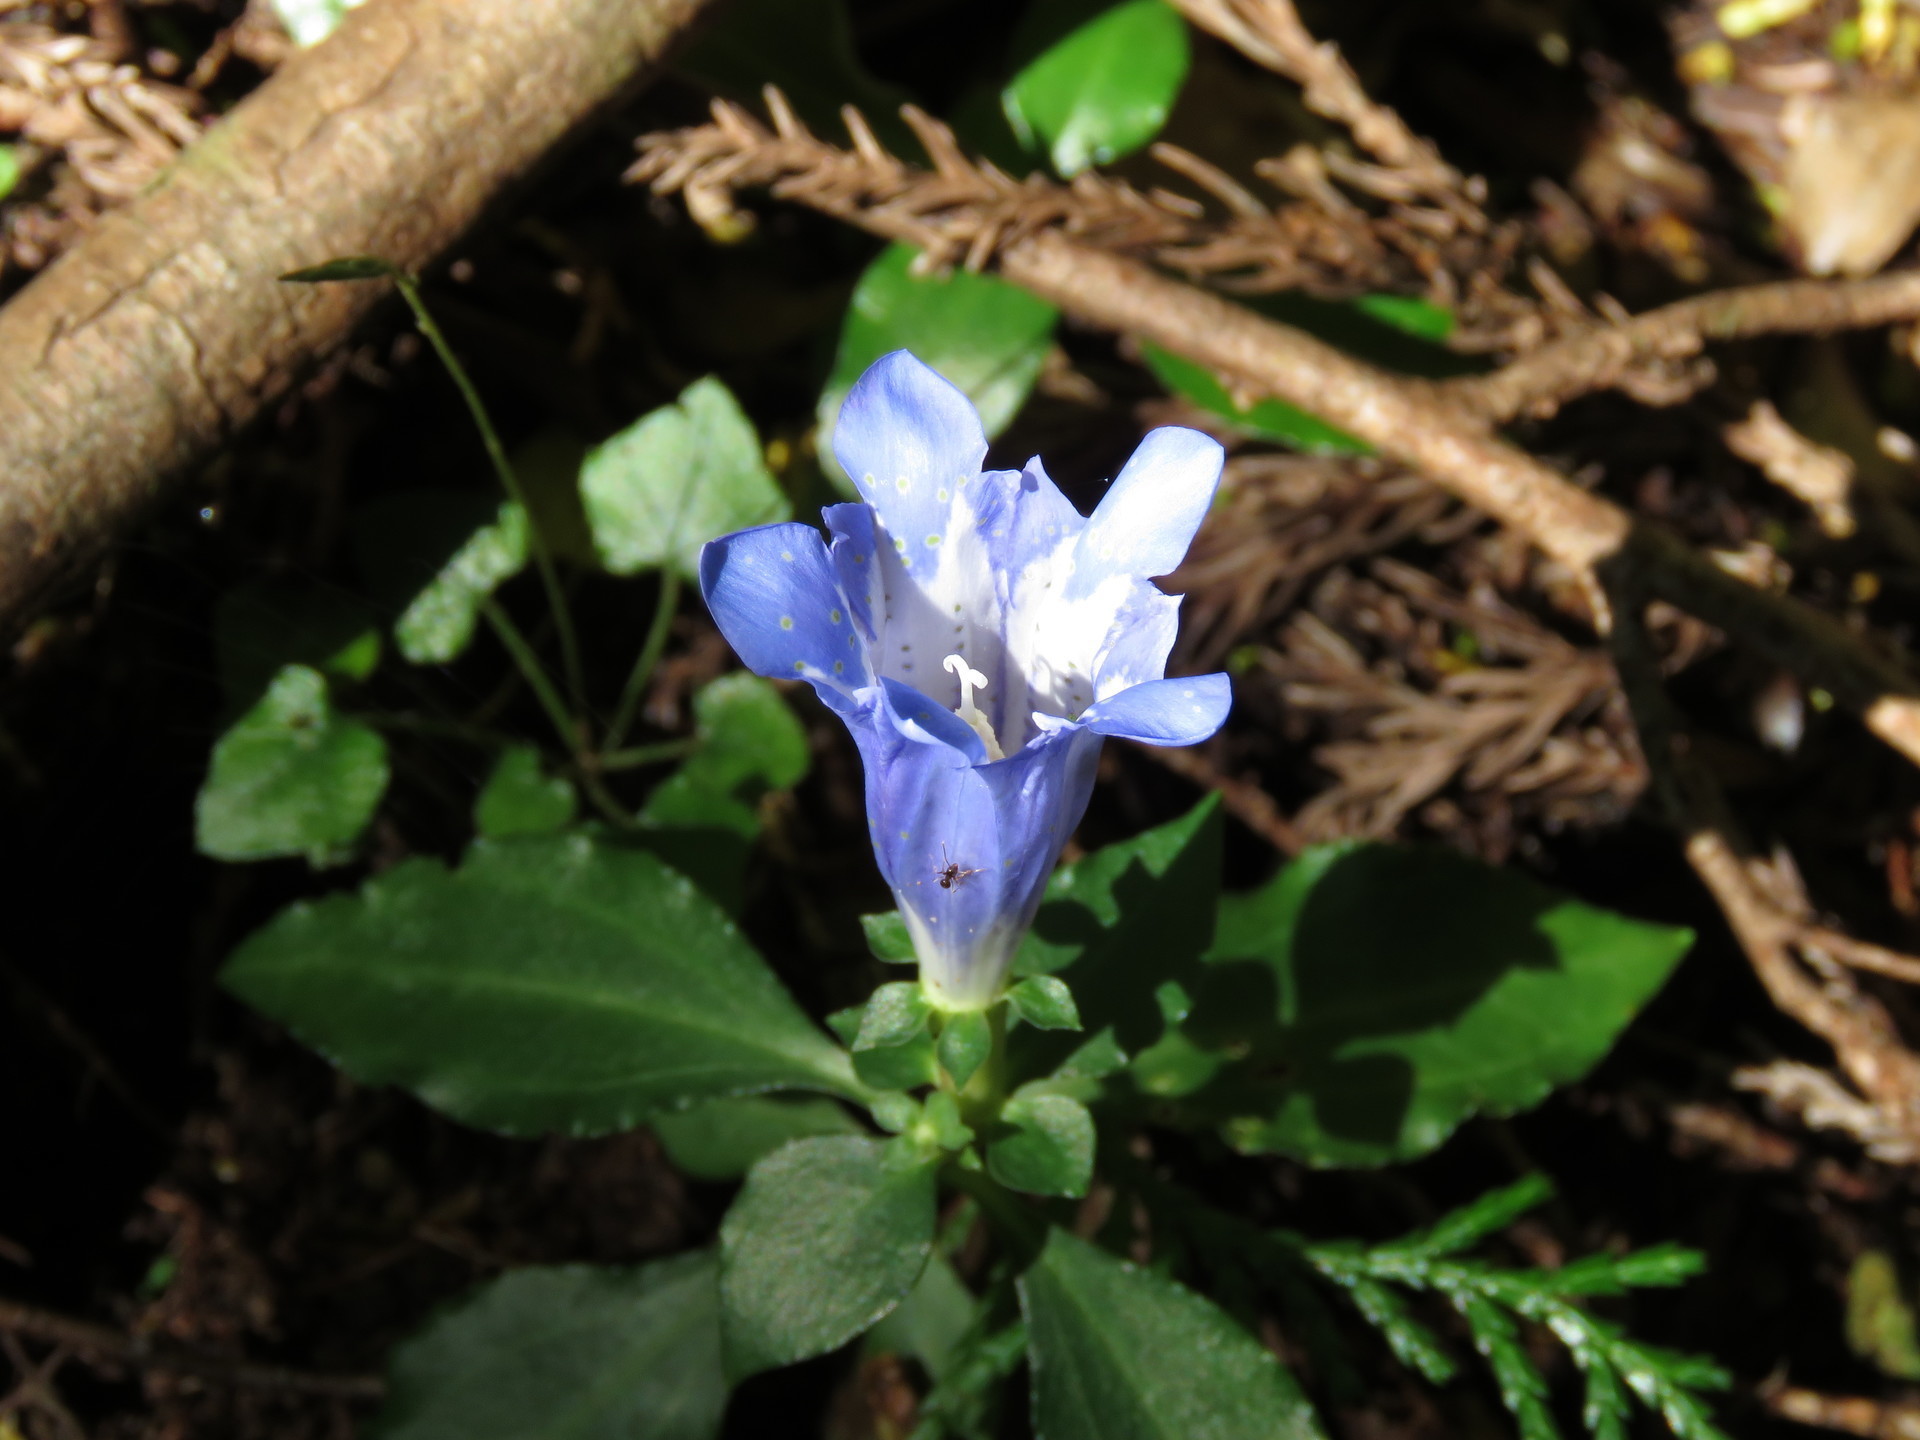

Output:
xmin=605 ymin=569 xmax=681 ymax=754
xmin=390 ymin=271 xmax=589 ymax=718
xmin=480 ymin=598 xmax=578 ymax=757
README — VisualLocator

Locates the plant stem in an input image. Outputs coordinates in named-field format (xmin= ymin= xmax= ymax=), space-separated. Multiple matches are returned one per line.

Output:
xmin=391 ymin=272 xmax=588 ymax=715
xmin=598 ymin=738 xmax=696 ymax=771
xmin=480 ymin=598 xmax=578 ymax=757
xmin=605 ymin=569 xmax=681 ymax=753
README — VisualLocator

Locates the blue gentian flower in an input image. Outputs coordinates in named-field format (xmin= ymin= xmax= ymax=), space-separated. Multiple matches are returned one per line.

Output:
xmin=700 ymin=351 xmax=1232 ymax=1010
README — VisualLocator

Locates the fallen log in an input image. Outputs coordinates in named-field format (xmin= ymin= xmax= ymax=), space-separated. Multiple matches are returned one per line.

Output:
xmin=0 ymin=0 xmax=712 ymax=630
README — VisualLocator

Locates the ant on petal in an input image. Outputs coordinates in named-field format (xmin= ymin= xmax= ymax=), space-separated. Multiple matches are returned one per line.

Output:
xmin=937 ymin=843 xmax=984 ymax=890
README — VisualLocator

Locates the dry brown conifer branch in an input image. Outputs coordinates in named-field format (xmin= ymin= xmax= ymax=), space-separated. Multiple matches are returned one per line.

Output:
xmin=0 ymin=1297 xmax=385 ymax=1400
xmin=1723 ymin=400 xmax=1857 ymax=539
xmin=1609 ymin=601 xmax=1920 ymax=1159
xmin=1164 ymin=0 xmax=1462 ymax=206
xmin=0 ymin=0 xmax=716 ymax=633
xmin=633 ymin=99 xmax=1920 ymax=773
xmin=1448 ymin=269 xmax=1920 ymax=423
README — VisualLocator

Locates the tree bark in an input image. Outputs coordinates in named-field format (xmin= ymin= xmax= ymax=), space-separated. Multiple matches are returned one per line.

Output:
xmin=0 ymin=0 xmax=712 ymax=629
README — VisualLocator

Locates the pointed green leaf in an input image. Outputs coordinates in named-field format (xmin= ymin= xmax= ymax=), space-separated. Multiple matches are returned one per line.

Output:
xmin=222 ymin=835 xmax=858 ymax=1135
xmin=374 ymin=1252 xmax=725 ymax=1440
xmin=474 ymin=745 xmax=577 ymax=839
xmin=196 ymin=664 xmax=389 ymax=863
xmin=1007 ymin=976 xmax=1082 ymax=1031
xmin=580 ymin=376 xmax=788 ymax=580
xmin=280 ymin=252 xmax=390 ymax=281
xmin=939 ymin=1010 xmax=993 ymax=1089
xmin=817 ymin=244 xmax=1057 ymax=490
xmin=862 ymin=909 xmax=917 ymax=965
xmin=1020 ymin=1229 xmax=1326 ymax=1440
xmin=654 ymin=1094 xmax=861 ymax=1182
xmin=1010 ymin=797 xmax=1222 ymax=1082
xmin=1205 ymin=844 xmax=1693 ymax=1166
xmin=856 ymin=982 xmax=933 ymax=1051
xmin=721 ymin=1136 xmax=936 ymax=1378
xmin=393 ymin=500 xmax=530 ymax=664
xmin=1003 ymin=0 xmax=1190 ymax=177
xmin=987 ymin=1093 xmax=1094 ymax=1198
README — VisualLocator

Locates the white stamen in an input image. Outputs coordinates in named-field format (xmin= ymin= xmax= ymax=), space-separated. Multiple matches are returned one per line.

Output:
xmin=943 ymin=653 xmax=1005 ymax=760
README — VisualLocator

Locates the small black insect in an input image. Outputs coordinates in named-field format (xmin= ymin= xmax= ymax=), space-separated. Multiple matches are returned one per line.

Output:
xmin=937 ymin=844 xmax=984 ymax=890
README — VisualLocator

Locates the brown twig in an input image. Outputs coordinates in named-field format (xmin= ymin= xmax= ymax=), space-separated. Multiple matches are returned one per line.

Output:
xmin=0 ymin=1297 xmax=386 ymax=1401
xmin=1608 ymin=593 xmax=1920 ymax=1160
xmin=1447 ymin=270 xmax=1920 ymax=423
xmin=1723 ymin=399 xmax=1857 ymax=539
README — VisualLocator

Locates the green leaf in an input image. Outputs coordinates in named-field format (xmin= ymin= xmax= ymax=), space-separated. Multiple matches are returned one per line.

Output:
xmin=280 ymin=251 xmax=390 ymax=281
xmin=867 ymin=1255 xmax=976 ymax=1380
xmin=721 ymin=1136 xmax=936 ymax=1378
xmin=0 ymin=145 xmax=22 ymax=204
xmin=1353 ymin=294 xmax=1456 ymax=341
xmin=580 ymin=376 xmax=788 ymax=581
xmin=1020 ymin=1229 xmax=1325 ymax=1440
xmin=1010 ymin=797 xmax=1222 ymax=1079
xmin=1205 ymin=844 xmax=1693 ymax=1166
xmin=394 ymin=500 xmax=530 ymax=665
xmin=634 ymin=672 xmax=812 ymax=914
xmin=196 ymin=664 xmax=389 ymax=863
xmin=987 ymin=1093 xmax=1094 ymax=1198
xmin=862 ymin=909 xmax=917 ymax=965
xmin=1848 ymin=1251 xmax=1920 ymax=1380
xmin=817 ymin=244 xmax=1058 ymax=490
xmin=856 ymin=982 xmax=933 ymax=1051
xmin=1003 ymin=0 xmax=1190 ymax=177
xmin=939 ymin=1010 xmax=993 ymax=1089
xmin=374 ymin=1252 xmax=725 ymax=1440
xmin=1140 ymin=342 xmax=1372 ymax=455
xmin=222 ymin=835 xmax=858 ymax=1136
xmin=214 ymin=576 xmax=379 ymax=716
xmin=654 ymin=1094 xmax=861 ymax=1182
xmin=1007 ymin=976 xmax=1082 ymax=1031
xmin=474 ymin=746 xmax=577 ymax=839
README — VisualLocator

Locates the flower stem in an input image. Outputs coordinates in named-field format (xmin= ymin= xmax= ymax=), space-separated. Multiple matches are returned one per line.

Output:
xmin=480 ymin=598 xmax=579 ymax=757
xmin=598 ymin=738 xmax=696 ymax=772
xmin=390 ymin=272 xmax=588 ymax=716
xmin=604 ymin=569 xmax=680 ymax=754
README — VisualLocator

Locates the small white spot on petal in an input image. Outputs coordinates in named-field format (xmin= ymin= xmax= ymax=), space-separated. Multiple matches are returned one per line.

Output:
xmin=893 ymin=536 xmax=908 ymax=553
xmin=793 ymin=661 xmax=806 ymax=672
xmin=780 ymin=550 xmax=793 ymax=562
xmin=895 ymin=475 xmax=911 ymax=493
xmin=925 ymin=533 xmax=942 ymax=548
xmin=854 ymin=552 xmax=867 ymax=564
xmin=863 ymin=473 xmax=876 ymax=489
xmin=1183 ymin=689 xmax=1194 ymax=698
xmin=780 ymin=616 xmax=795 ymax=630
xmin=829 ymin=608 xmax=843 ymax=623
xmin=834 ymin=661 xmax=845 ymax=674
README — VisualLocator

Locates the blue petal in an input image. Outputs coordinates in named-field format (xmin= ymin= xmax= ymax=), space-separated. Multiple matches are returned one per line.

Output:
xmin=974 ymin=727 xmax=1103 ymax=943
xmin=698 ymin=522 xmax=869 ymax=694
xmin=878 ymin=676 xmax=987 ymax=765
xmin=822 ymin=502 xmax=882 ymax=642
xmin=1067 ymin=427 xmax=1222 ymax=600
xmin=1092 ymin=587 xmax=1179 ymax=698
xmin=832 ymin=351 xmax=987 ymax=560
xmin=1078 ymin=673 xmax=1232 ymax=745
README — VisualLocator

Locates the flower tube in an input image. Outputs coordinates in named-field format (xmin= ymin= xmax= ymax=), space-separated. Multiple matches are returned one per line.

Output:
xmin=701 ymin=351 xmax=1231 ymax=1009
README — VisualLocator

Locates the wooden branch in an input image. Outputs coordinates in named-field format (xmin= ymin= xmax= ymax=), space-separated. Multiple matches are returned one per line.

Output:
xmin=0 ymin=0 xmax=714 ymax=631
xmin=993 ymin=232 xmax=1920 ymax=769
xmin=1447 ymin=270 xmax=1920 ymax=423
